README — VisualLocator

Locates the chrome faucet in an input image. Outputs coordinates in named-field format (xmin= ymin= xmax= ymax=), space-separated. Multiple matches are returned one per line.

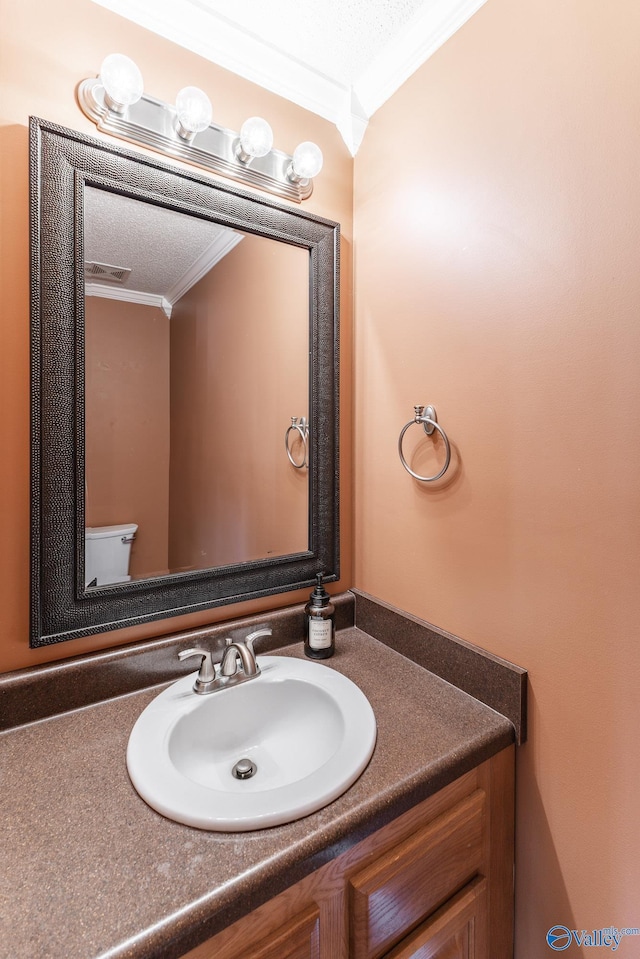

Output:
xmin=221 ymin=627 xmax=273 ymax=678
xmin=178 ymin=627 xmax=272 ymax=695
xmin=221 ymin=641 xmax=259 ymax=678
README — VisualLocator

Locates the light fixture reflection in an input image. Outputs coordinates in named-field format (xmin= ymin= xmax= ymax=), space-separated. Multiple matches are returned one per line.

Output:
xmin=99 ymin=53 xmax=143 ymax=114
xmin=288 ymin=141 xmax=324 ymax=182
xmin=236 ymin=116 xmax=274 ymax=162
xmin=175 ymin=86 xmax=213 ymax=140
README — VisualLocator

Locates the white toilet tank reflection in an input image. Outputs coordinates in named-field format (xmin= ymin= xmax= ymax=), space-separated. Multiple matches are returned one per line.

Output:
xmin=85 ymin=523 xmax=137 ymax=587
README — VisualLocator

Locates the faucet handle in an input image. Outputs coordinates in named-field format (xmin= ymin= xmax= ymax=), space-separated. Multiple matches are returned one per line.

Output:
xmin=244 ymin=627 xmax=272 ymax=657
xmin=178 ymin=647 xmax=217 ymax=694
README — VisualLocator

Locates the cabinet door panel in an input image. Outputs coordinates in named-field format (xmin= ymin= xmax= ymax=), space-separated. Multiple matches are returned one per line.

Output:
xmin=383 ymin=878 xmax=487 ymax=959
xmin=184 ymin=903 xmax=320 ymax=959
xmin=349 ymin=790 xmax=486 ymax=959
xmin=239 ymin=904 xmax=320 ymax=959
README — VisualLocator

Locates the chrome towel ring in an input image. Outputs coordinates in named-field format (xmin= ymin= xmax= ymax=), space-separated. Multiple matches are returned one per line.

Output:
xmin=398 ymin=405 xmax=451 ymax=482
xmin=285 ymin=416 xmax=309 ymax=469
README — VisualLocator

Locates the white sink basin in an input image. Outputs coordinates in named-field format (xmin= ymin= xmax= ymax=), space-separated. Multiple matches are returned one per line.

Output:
xmin=126 ymin=656 xmax=377 ymax=831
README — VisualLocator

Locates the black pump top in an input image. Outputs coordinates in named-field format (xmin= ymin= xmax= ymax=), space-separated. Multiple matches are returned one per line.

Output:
xmin=309 ymin=572 xmax=330 ymax=608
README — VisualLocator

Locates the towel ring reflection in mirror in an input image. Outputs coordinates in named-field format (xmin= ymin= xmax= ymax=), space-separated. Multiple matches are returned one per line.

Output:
xmin=286 ymin=416 xmax=309 ymax=469
xmin=398 ymin=405 xmax=451 ymax=482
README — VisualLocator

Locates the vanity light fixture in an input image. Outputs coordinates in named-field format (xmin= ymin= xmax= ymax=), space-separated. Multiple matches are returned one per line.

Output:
xmin=77 ymin=55 xmax=322 ymax=202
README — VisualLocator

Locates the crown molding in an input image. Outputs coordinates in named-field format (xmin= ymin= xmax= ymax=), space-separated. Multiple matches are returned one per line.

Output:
xmin=164 ymin=229 xmax=243 ymax=305
xmin=91 ymin=0 xmax=488 ymax=155
xmin=85 ymin=283 xmax=173 ymax=317
xmin=91 ymin=0 xmax=351 ymax=120
xmin=85 ymin=231 xmax=241 ymax=317
xmin=336 ymin=90 xmax=369 ymax=158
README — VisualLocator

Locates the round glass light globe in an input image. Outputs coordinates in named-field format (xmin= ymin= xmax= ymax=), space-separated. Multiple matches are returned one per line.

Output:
xmin=239 ymin=117 xmax=274 ymax=158
xmin=292 ymin=141 xmax=323 ymax=180
xmin=99 ymin=54 xmax=143 ymax=109
xmin=175 ymin=87 xmax=213 ymax=134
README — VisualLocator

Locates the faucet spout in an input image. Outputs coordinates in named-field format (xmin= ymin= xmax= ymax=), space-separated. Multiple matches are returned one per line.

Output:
xmin=221 ymin=641 xmax=260 ymax=678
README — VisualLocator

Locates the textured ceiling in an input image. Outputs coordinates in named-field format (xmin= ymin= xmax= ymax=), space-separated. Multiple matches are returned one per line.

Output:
xmin=84 ymin=187 xmax=240 ymax=312
xmin=85 ymin=189 xmax=210 ymax=295
xmin=192 ymin=0 xmax=426 ymax=87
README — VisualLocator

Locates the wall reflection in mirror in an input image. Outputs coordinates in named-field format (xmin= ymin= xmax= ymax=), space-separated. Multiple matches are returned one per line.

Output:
xmin=83 ymin=187 xmax=309 ymax=587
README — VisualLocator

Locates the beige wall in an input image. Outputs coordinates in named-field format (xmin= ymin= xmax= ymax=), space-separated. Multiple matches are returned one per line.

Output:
xmin=0 ymin=0 xmax=353 ymax=671
xmin=169 ymin=232 xmax=308 ymax=569
xmin=4 ymin=0 xmax=637 ymax=950
xmin=85 ymin=297 xmax=170 ymax=578
xmin=354 ymin=0 xmax=640 ymax=954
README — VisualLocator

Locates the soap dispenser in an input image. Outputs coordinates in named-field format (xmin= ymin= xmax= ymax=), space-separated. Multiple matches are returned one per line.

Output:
xmin=304 ymin=573 xmax=335 ymax=659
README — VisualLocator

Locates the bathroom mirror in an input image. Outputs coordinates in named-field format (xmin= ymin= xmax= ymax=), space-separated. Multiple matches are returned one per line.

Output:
xmin=83 ymin=188 xmax=309 ymax=579
xmin=30 ymin=117 xmax=339 ymax=647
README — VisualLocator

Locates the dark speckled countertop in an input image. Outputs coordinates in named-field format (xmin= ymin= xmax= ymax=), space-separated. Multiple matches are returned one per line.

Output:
xmin=0 ymin=628 xmax=515 ymax=959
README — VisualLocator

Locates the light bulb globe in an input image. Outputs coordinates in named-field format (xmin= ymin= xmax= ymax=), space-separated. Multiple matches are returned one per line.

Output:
xmin=291 ymin=141 xmax=323 ymax=180
xmin=239 ymin=117 xmax=273 ymax=159
xmin=99 ymin=54 xmax=143 ymax=111
xmin=175 ymin=86 xmax=213 ymax=136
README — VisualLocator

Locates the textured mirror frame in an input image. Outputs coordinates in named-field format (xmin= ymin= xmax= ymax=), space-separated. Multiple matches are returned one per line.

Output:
xmin=29 ymin=117 xmax=339 ymax=647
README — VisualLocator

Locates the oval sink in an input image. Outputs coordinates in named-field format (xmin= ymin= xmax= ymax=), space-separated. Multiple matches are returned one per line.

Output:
xmin=126 ymin=656 xmax=377 ymax=831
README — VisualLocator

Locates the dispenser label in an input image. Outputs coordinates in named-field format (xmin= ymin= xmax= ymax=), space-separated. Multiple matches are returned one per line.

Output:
xmin=309 ymin=619 xmax=333 ymax=649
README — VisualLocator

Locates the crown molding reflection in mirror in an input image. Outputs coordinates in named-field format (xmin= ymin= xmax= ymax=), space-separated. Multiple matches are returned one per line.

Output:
xmin=77 ymin=55 xmax=323 ymax=204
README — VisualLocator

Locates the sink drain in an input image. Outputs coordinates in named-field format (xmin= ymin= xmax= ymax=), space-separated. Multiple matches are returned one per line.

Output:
xmin=232 ymin=758 xmax=257 ymax=780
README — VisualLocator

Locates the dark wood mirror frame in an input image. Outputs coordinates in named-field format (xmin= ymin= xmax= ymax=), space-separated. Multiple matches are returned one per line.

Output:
xmin=29 ymin=117 xmax=339 ymax=647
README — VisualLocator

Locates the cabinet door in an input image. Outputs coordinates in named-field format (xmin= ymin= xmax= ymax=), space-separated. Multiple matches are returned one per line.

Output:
xmin=183 ymin=903 xmax=321 ymax=959
xmin=383 ymin=878 xmax=487 ymax=959
xmin=349 ymin=789 xmax=486 ymax=959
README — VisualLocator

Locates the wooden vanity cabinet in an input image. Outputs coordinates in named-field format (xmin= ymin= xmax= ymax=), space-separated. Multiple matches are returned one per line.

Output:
xmin=182 ymin=746 xmax=514 ymax=959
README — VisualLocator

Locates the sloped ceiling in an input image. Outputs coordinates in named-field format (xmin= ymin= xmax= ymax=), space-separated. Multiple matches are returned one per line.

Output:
xmin=91 ymin=0 xmax=488 ymax=154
